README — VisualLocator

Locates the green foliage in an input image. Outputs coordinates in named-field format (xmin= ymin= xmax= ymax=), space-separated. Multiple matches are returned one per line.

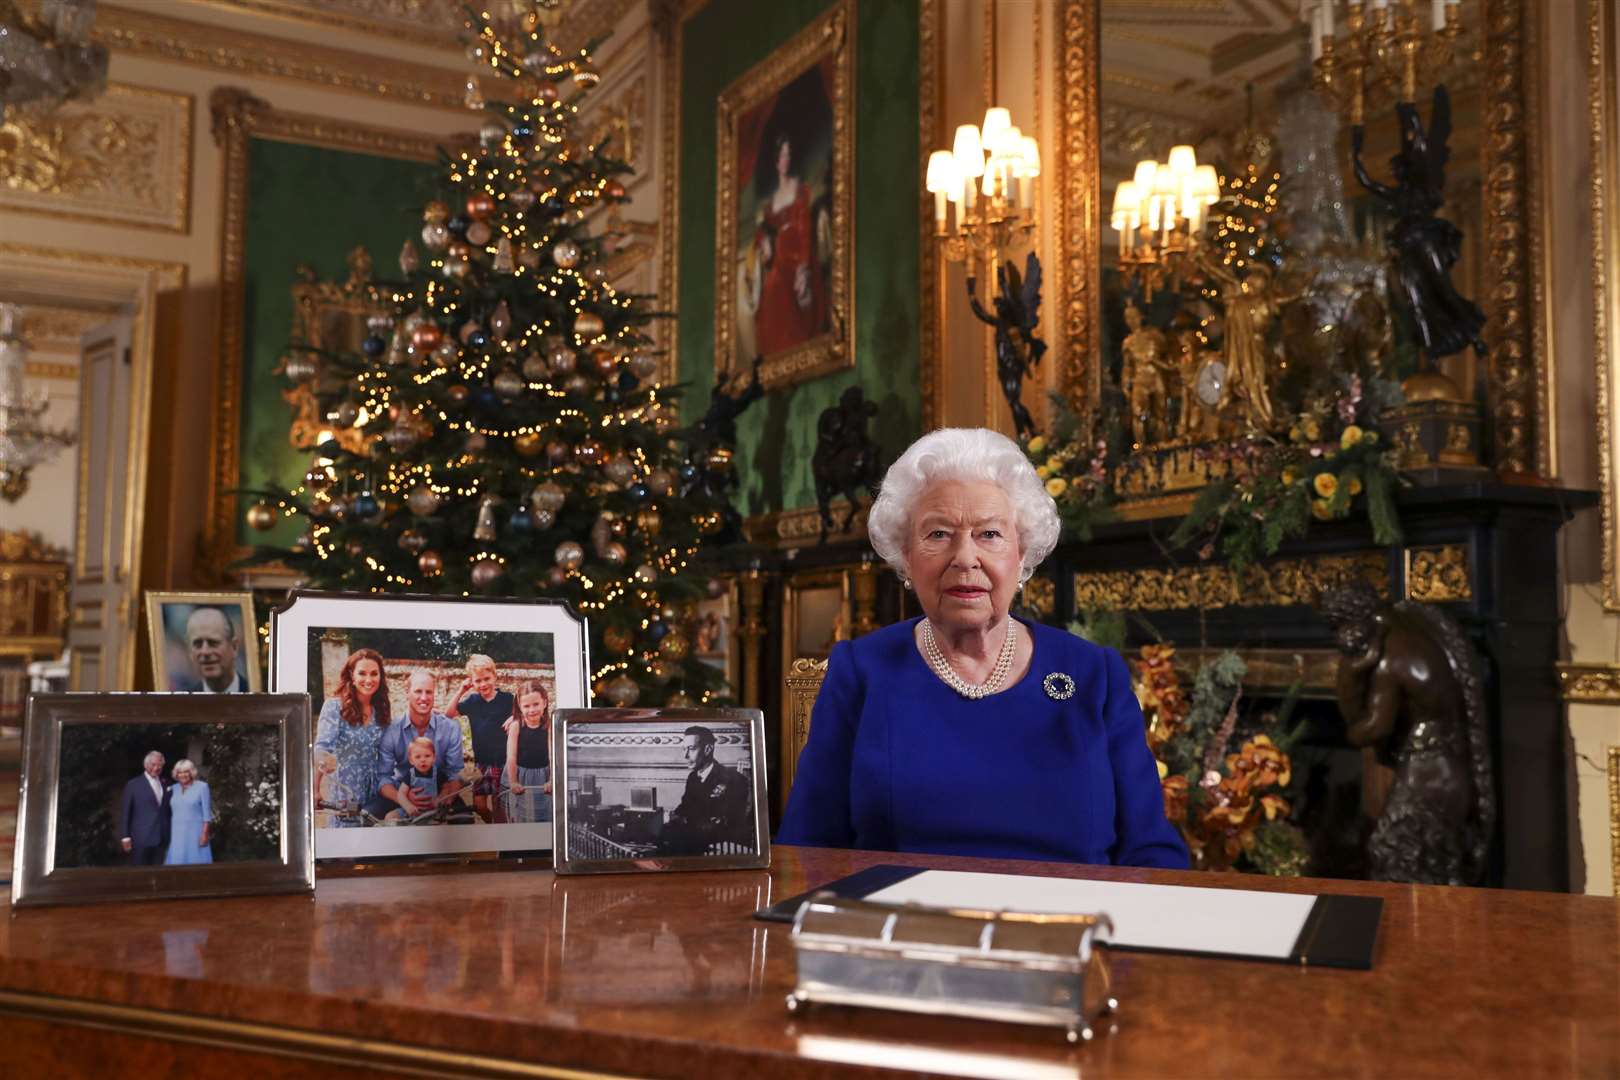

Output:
xmin=1167 ymin=650 xmax=1247 ymax=778
xmin=1068 ymin=608 xmax=1126 ymax=652
xmin=1250 ymin=820 xmax=1311 ymax=877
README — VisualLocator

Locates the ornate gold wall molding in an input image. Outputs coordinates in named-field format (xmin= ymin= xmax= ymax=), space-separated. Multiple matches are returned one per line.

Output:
xmin=1592 ymin=0 xmax=1620 ymax=611
xmin=93 ymin=3 xmax=473 ymax=110
xmin=0 ymin=83 xmax=192 ymax=233
xmin=205 ymin=89 xmax=441 ymax=574
xmin=1483 ymin=0 xmax=1550 ymax=478
xmin=1073 ymin=551 xmax=1388 ymax=612
xmin=652 ymin=0 xmax=686 ymax=388
xmin=743 ymin=498 xmax=870 ymax=549
xmin=192 ymin=0 xmax=464 ymax=49
xmin=1556 ymin=662 xmax=1620 ymax=703
xmin=919 ymin=0 xmax=941 ymax=430
xmin=1609 ymin=744 xmax=1619 ymax=890
xmin=1056 ymin=0 xmax=1101 ymax=414
xmin=1404 ymin=544 xmax=1473 ymax=603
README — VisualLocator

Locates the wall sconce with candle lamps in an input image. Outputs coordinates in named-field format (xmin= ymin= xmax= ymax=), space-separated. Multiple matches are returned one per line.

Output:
xmin=925 ymin=106 xmax=1041 ymax=266
xmin=1306 ymin=0 xmax=1464 ymax=124
xmin=1109 ymin=146 xmax=1220 ymax=302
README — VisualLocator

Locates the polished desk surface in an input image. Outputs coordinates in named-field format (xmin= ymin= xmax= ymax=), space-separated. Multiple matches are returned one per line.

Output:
xmin=1 ymin=846 xmax=1617 ymax=1079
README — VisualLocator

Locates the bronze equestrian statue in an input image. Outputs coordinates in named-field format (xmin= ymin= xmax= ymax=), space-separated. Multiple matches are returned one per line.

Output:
xmin=1321 ymin=583 xmax=1495 ymax=885
xmin=811 ymin=385 xmax=882 ymax=542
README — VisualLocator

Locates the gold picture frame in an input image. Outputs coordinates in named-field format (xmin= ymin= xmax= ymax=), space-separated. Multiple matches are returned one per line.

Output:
xmin=713 ymin=0 xmax=855 ymax=392
xmin=781 ymin=567 xmax=850 ymax=686
xmin=204 ymin=88 xmax=441 ymax=576
xmin=144 ymin=591 xmax=263 ymax=694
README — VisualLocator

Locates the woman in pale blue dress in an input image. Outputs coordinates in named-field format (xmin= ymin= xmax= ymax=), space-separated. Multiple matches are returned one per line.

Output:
xmin=164 ymin=759 xmax=213 ymax=865
xmin=313 ymin=648 xmax=392 ymax=827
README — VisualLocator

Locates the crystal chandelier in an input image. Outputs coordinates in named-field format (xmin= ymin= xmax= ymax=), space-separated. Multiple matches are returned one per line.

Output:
xmin=0 ymin=304 xmax=76 ymax=503
xmin=0 ymin=0 xmax=108 ymax=119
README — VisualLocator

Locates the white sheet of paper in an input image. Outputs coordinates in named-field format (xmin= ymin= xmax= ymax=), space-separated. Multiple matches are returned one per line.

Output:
xmin=866 ymin=870 xmax=1316 ymax=960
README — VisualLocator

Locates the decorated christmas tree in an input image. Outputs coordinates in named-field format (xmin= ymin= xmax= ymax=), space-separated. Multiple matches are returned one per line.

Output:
xmin=241 ymin=6 xmax=729 ymax=708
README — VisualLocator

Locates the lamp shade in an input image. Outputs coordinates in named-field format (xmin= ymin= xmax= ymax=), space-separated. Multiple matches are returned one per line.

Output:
xmin=1133 ymin=158 xmax=1159 ymax=193
xmin=980 ymin=107 xmax=1012 ymax=149
xmin=1191 ymin=164 xmax=1220 ymax=204
xmin=1168 ymin=144 xmax=1197 ymax=179
xmin=1110 ymin=180 xmax=1140 ymax=226
xmin=953 ymin=124 xmax=985 ymax=176
xmin=926 ymin=150 xmax=959 ymax=193
xmin=1021 ymin=135 xmax=1041 ymax=178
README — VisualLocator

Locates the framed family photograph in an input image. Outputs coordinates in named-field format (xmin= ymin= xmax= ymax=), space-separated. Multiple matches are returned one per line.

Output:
xmin=269 ymin=591 xmax=589 ymax=860
xmin=714 ymin=0 xmax=854 ymax=391
xmin=145 ymin=590 xmax=262 ymax=693
xmin=11 ymin=693 xmax=314 ymax=908
xmin=552 ymin=707 xmax=769 ymax=876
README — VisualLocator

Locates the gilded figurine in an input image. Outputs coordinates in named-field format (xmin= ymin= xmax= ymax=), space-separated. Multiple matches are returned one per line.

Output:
xmin=966 ymin=253 xmax=1047 ymax=440
xmin=1195 ymin=259 xmax=1297 ymax=433
xmin=1120 ymin=301 xmax=1173 ymax=447
xmin=1351 ymin=84 xmax=1486 ymax=362
xmin=1321 ymin=583 xmax=1495 ymax=885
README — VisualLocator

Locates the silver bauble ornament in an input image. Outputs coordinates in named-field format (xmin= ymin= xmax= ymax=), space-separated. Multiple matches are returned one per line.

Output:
xmin=603 ymin=457 xmax=635 ymax=487
xmin=407 ymin=484 xmax=441 ymax=516
xmin=521 ymin=353 xmax=547 ymax=380
xmin=531 ymin=508 xmax=556 ymax=530
xmin=601 ymin=673 xmax=640 ymax=707
xmin=547 ymin=344 xmax=576 ymax=373
xmin=421 ymin=222 xmax=450 ymax=251
xmin=628 ymin=352 xmax=658 ymax=380
xmin=510 ymin=189 xmax=536 ymax=212
xmin=466 ymin=220 xmax=493 ymax=247
xmin=493 ymin=368 xmax=525 ymax=400
xmin=554 ymin=541 xmax=584 ymax=570
xmin=564 ymin=373 xmax=591 ymax=396
xmin=399 ymin=240 xmax=420 ymax=274
xmin=531 ymin=481 xmax=566 ymax=512
xmin=471 ymin=557 xmax=505 ymax=589
xmin=552 ymin=239 xmax=581 ymax=269
xmin=573 ymin=311 xmax=605 ymax=339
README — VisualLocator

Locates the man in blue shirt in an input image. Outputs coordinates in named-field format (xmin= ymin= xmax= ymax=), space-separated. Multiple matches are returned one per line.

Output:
xmin=369 ymin=669 xmax=466 ymax=820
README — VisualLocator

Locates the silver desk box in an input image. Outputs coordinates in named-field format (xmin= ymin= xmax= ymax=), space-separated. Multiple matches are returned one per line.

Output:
xmin=786 ymin=891 xmax=1117 ymax=1043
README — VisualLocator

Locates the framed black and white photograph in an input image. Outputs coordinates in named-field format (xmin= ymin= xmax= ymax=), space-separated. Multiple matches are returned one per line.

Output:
xmin=144 ymin=591 xmax=262 ymax=693
xmin=269 ymin=591 xmax=589 ymax=860
xmin=553 ymin=707 xmax=769 ymax=875
xmin=10 ymin=693 xmax=313 ymax=908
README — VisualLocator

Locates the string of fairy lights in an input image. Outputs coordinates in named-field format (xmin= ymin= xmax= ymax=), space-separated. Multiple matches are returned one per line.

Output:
xmin=249 ymin=5 xmax=724 ymax=706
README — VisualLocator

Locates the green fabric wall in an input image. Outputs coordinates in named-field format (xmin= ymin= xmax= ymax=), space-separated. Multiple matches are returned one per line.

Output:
xmin=237 ymin=139 xmax=439 ymax=548
xmin=677 ymin=0 xmax=921 ymax=515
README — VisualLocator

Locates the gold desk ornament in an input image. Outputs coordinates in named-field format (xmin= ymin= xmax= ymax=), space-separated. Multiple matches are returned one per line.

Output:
xmin=786 ymin=892 xmax=1117 ymax=1044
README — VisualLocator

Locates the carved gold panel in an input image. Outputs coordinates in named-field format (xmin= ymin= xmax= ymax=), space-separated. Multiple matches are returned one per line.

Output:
xmin=1404 ymin=544 xmax=1473 ymax=603
xmin=1073 ymin=551 xmax=1389 ymax=612
xmin=0 ymin=84 xmax=191 ymax=233
xmin=743 ymin=497 xmax=869 ymax=550
xmin=1609 ymin=744 xmax=1620 ymax=890
xmin=781 ymin=656 xmax=828 ymax=815
xmin=1555 ymin=662 xmax=1620 ymax=704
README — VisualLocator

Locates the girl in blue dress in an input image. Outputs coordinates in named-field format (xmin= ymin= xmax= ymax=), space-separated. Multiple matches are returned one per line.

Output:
xmin=164 ymin=759 xmax=213 ymax=865
xmin=314 ymin=647 xmax=392 ymax=827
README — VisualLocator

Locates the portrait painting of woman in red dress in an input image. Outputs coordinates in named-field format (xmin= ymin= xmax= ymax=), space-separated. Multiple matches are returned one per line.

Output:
xmin=733 ymin=58 xmax=836 ymax=364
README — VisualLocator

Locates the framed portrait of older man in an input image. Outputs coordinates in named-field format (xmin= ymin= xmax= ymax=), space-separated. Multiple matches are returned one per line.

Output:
xmin=552 ymin=707 xmax=769 ymax=875
xmin=145 ymin=591 xmax=262 ymax=694
xmin=269 ymin=591 xmax=589 ymax=861
xmin=11 ymin=692 xmax=313 ymax=908
xmin=713 ymin=0 xmax=854 ymax=391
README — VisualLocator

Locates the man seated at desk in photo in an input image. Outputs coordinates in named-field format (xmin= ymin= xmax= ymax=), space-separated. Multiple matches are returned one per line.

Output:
xmin=658 ymin=725 xmax=751 ymax=855
xmin=175 ymin=607 xmax=246 ymax=693
xmin=370 ymin=670 xmax=466 ymax=822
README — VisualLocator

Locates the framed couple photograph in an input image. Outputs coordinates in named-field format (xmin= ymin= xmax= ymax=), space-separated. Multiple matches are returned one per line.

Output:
xmin=552 ymin=707 xmax=770 ymax=876
xmin=145 ymin=590 xmax=262 ymax=693
xmin=269 ymin=591 xmax=590 ymax=860
xmin=11 ymin=693 xmax=314 ymax=908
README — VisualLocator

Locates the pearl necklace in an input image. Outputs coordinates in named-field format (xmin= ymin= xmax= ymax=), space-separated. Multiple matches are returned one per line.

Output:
xmin=920 ymin=618 xmax=1017 ymax=700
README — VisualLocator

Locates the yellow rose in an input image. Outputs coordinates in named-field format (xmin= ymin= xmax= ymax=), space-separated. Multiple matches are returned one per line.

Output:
xmin=1340 ymin=424 xmax=1363 ymax=450
xmin=1311 ymin=499 xmax=1332 ymax=521
xmin=1281 ymin=469 xmax=1296 ymax=486
xmin=1046 ymin=455 xmax=1064 ymax=472
xmin=1312 ymin=472 xmax=1338 ymax=498
xmin=1036 ymin=465 xmax=1051 ymax=480
xmin=1027 ymin=436 xmax=1047 ymax=454
xmin=1348 ymin=475 xmax=1363 ymax=495
xmin=1045 ymin=477 xmax=1068 ymax=497
xmin=1302 ymin=418 xmax=1321 ymax=441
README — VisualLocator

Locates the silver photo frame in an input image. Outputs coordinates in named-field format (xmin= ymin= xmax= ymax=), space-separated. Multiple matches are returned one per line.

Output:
xmin=553 ymin=707 xmax=770 ymax=875
xmin=11 ymin=693 xmax=314 ymax=908
xmin=269 ymin=591 xmax=590 ymax=861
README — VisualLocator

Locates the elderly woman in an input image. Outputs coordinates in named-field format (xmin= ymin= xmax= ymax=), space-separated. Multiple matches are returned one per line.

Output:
xmin=777 ymin=428 xmax=1188 ymax=868
xmin=163 ymin=759 xmax=214 ymax=865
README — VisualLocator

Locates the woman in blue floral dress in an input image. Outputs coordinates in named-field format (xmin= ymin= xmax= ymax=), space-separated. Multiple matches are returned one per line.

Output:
xmin=163 ymin=759 xmax=213 ymax=864
xmin=314 ymin=647 xmax=392 ymax=827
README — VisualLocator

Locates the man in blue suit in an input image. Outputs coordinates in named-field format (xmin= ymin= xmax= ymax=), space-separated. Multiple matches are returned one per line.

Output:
xmin=120 ymin=750 xmax=171 ymax=865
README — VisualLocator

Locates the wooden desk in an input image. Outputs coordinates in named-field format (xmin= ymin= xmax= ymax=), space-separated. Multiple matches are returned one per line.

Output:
xmin=1 ymin=847 xmax=1616 ymax=1078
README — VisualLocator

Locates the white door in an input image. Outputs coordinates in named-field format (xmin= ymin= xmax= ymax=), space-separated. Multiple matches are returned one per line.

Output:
xmin=67 ymin=318 xmax=136 ymax=690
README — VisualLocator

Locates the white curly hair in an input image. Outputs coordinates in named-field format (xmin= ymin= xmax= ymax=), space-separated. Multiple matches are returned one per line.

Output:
xmin=867 ymin=427 xmax=1059 ymax=585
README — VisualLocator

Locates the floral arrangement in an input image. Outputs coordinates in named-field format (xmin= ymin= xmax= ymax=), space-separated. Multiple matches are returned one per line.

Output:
xmin=1163 ymin=375 xmax=1404 ymax=571
xmin=1023 ymin=393 xmax=1119 ymax=540
xmin=1133 ymin=645 xmax=1309 ymax=876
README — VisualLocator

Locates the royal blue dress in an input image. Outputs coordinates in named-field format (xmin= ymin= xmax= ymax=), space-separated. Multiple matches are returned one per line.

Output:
xmin=777 ymin=618 xmax=1189 ymax=868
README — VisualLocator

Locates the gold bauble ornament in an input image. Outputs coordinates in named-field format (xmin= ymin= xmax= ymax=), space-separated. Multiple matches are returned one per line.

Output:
xmin=418 ymin=549 xmax=444 ymax=576
xmin=573 ymin=311 xmax=605 ymax=339
xmin=635 ymin=507 xmax=662 ymax=538
xmin=514 ymin=431 xmax=544 ymax=457
xmin=601 ymin=673 xmax=640 ymax=706
xmin=603 ymin=625 xmax=634 ymax=654
xmin=657 ymin=631 xmax=690 ymax=661
xmin=245 ymin=500 xmax=278 ymax=531
xmin=666 ymin=691 xmax=694 ymax=708
xmin=649 ymin=659 xmax=678 ymax=685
